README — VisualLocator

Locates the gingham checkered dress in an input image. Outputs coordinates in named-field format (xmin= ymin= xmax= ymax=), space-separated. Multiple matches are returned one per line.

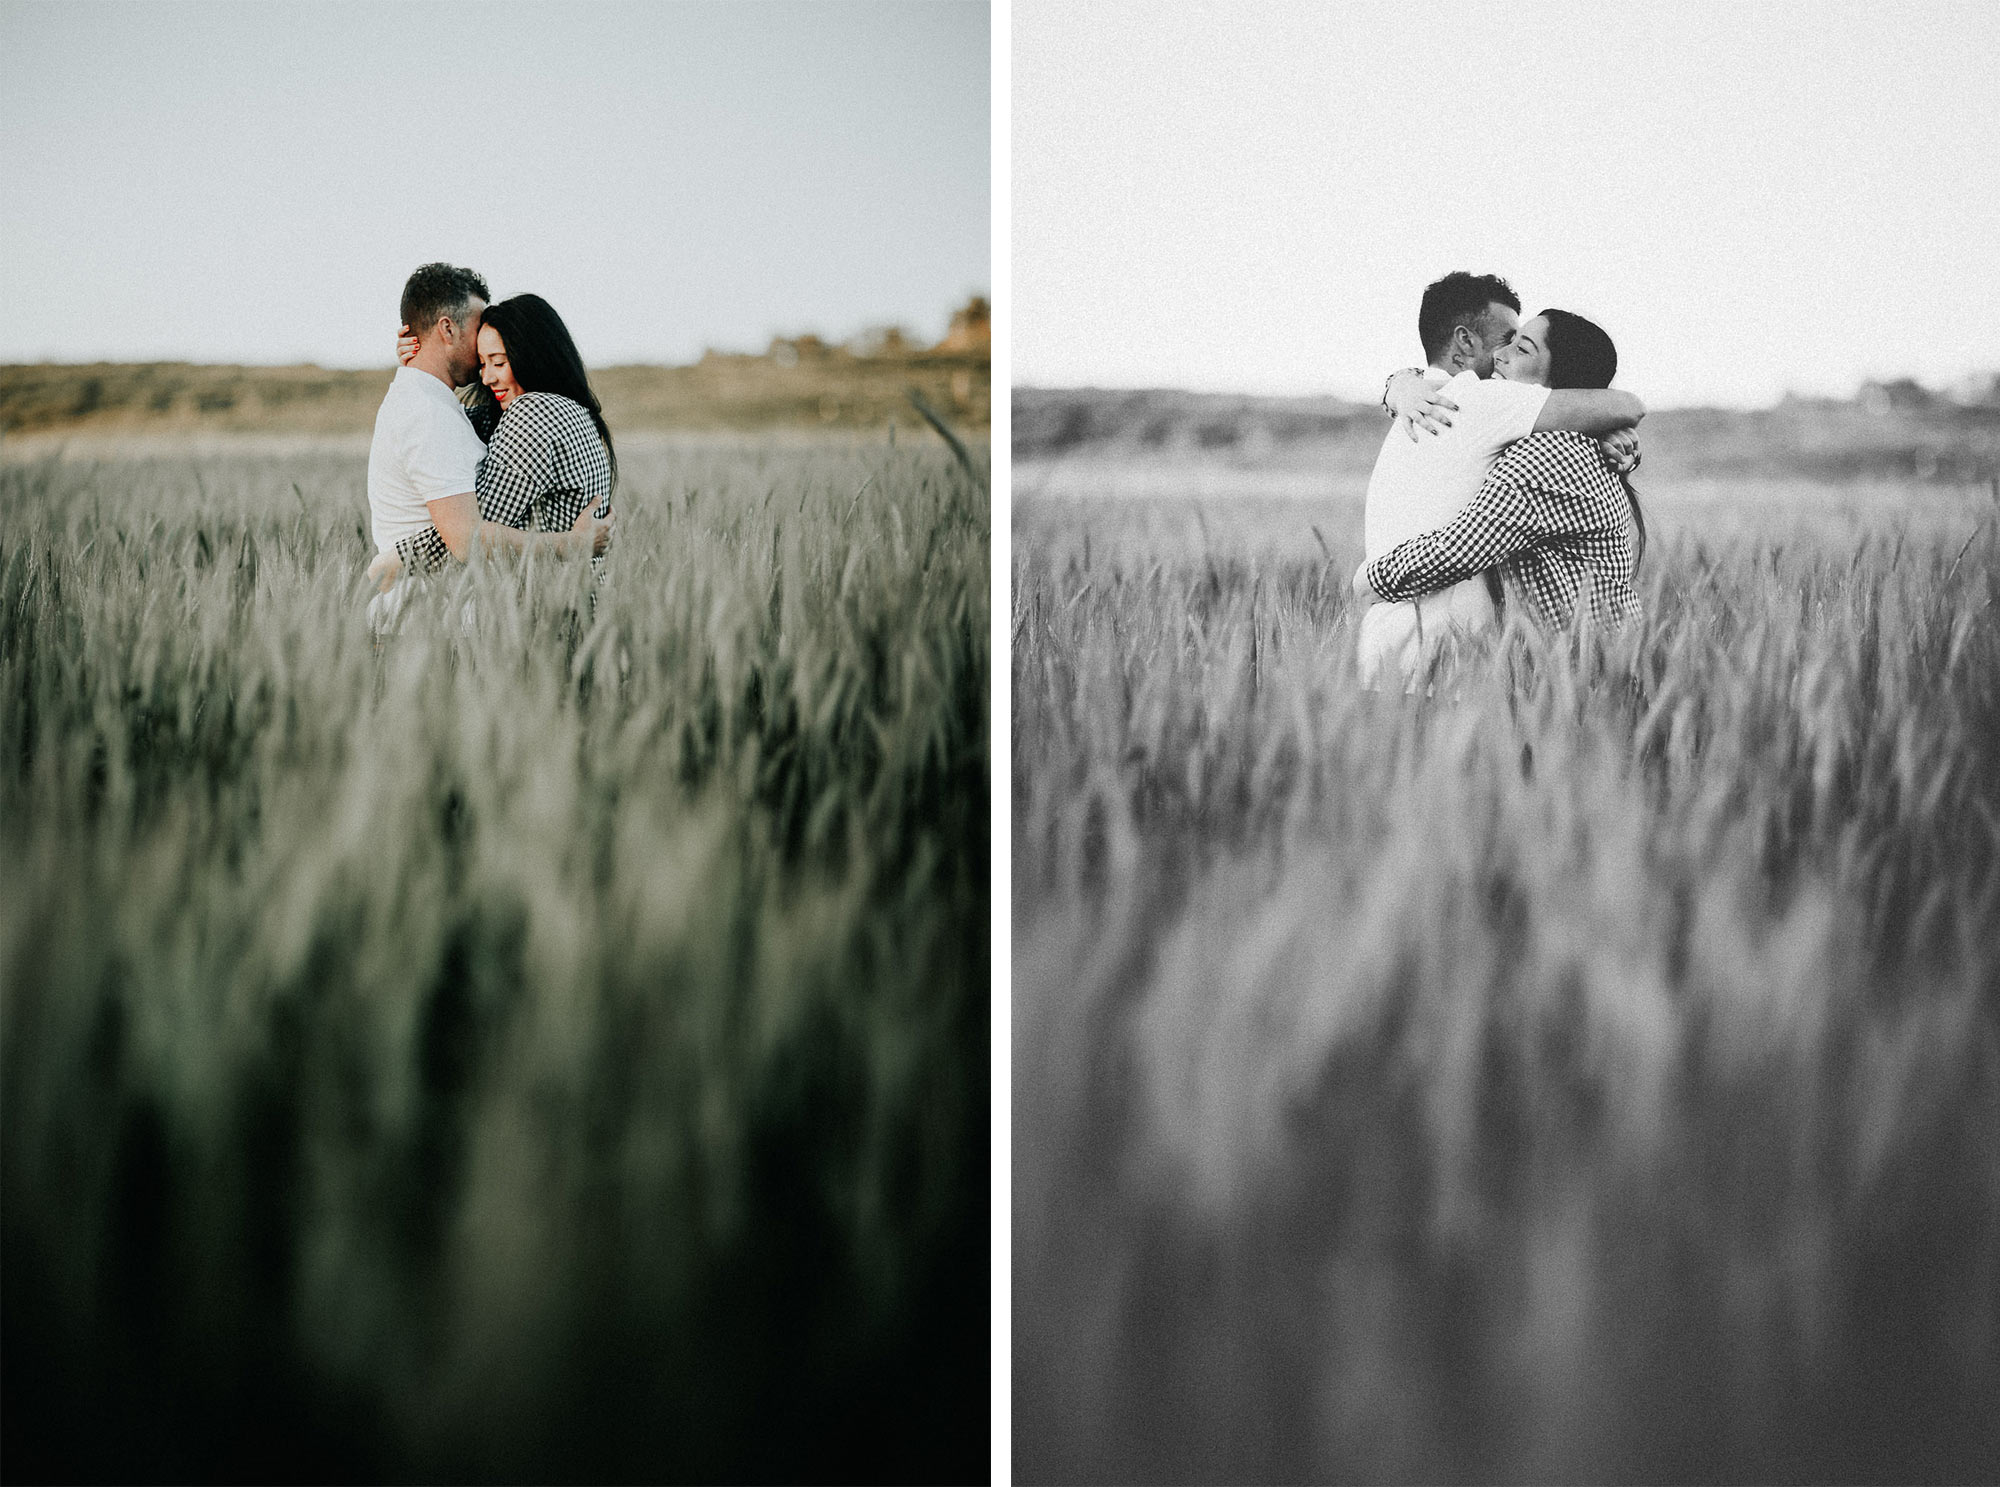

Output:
xmin=395 ymin=392 xmax=612 ymax=573
xmin=1364 ymin=429 xmax=1640 ymax=631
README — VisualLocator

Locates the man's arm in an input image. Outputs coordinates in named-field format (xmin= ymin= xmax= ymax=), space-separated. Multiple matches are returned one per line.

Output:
xmin=1598 ymin=426 xmax=1642 ymax=475
xmin=427 ymin=491 xmax=480 ymax=560
xmin=424 ymin=492 xmax=610 ymax=561
xmin=1532 ymin=389 xmax=1644 ymax=436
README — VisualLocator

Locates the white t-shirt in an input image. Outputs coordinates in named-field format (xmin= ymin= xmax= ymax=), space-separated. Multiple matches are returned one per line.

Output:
xmin=366 ymin=366 xmax=487 ymax=555
xmin=1357 ymin=368 xmax=1551 ymax=687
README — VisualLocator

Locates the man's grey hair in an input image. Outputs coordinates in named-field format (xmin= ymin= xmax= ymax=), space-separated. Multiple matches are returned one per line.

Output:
xmin=400 ymin=263 xmax=490 ymax=336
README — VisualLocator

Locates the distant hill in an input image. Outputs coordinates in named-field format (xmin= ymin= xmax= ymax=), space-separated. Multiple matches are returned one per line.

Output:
xmin=0 ymin=298 xmax=990 ymax=439
xmin=1014 ymin=381 xmax=2000 ymax=484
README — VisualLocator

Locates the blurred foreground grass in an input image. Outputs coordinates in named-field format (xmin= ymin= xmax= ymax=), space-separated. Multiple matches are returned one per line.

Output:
xmin=1014 ymin=482 xmax=2000 ymax=1484
xmin=1 ymin=436 xmax=988 ymax=1481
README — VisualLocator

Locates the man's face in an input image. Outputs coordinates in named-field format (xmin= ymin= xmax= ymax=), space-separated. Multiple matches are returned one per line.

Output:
xmin=1466 ymin=302 xmax=1521 ymax=378
xmin=438 ymin=298 xmax=487 ymax=386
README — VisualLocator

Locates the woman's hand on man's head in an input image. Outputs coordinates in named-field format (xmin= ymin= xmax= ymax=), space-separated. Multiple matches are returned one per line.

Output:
xmin=395 ymin=324 xmax=418 ymax=367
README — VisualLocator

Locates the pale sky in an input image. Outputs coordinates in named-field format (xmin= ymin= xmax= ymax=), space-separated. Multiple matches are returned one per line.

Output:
xmin=0 ymin=1 xmax=988 ymax=368
xmin=1015 ymin=0 xmax=2000 ymax=408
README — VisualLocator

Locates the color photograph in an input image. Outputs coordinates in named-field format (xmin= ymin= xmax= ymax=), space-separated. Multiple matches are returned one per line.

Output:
xmin=1 ymin=3 xmax=990 ymax=1480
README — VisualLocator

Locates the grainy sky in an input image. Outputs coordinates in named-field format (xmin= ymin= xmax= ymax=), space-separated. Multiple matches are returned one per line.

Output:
xmin=0 ymin=0 xmax=988 ymax=368
xmin=1015 ymin=0 xmax=2000 ymax=407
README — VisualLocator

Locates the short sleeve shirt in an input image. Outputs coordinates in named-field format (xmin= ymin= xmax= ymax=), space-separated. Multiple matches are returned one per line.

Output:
xmin=1357 ymin=368 xmax=1550 ymax=688
xmin=1363 ymin=370 xmax=1551 ymax=557
xmin=476 ymin=392 xmax=613 ymax=533
xmin=390 ymin=391 xmax=615 ymax=577
xmin=365 ymin=367 xmax=486 ymax=554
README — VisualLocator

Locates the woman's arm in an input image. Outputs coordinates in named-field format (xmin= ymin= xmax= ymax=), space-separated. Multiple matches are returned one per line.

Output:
xmin=1353 ymin=442 xmax=1592 ymax=604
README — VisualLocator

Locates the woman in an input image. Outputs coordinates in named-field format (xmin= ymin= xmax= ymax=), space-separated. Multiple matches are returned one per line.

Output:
xmin=382 ymin=293 xmax=617 ymax=578
xmin=1357 ymin=310 xmax=1647 ymax=633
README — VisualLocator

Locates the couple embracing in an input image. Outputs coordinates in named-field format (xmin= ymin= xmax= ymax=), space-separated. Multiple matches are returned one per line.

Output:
xmin=365 ymin=262 xmax=617 ymax=629
xmin=1352 ymin=271 xmax=1649 ymax=689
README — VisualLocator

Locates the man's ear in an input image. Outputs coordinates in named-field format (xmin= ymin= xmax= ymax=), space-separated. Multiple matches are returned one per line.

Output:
xmin=1451 ymin=324 xmax=1478 ymax=366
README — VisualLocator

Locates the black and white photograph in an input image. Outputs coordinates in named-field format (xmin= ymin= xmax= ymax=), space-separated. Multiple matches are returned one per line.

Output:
xmin=1013 ymin=2 xmax=2000 ymax=1482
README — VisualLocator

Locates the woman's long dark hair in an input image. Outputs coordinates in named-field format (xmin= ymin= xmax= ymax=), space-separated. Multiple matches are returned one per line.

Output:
xmin=479 ymin=293 xmax=617 ymax=489
xmin=1541 ymin=307 xmax=1645 ymax=575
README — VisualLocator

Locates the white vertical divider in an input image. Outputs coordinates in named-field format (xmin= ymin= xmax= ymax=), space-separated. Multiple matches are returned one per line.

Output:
xmin=988 ymin=0 xmax=1013 ymax=1478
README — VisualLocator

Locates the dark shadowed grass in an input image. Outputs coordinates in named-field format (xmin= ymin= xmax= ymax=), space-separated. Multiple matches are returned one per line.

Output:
xmin=1 ymin=437 xmax=988 ymax=1483
xmin=1013 ymin=485 xmax=2000 ymax=1484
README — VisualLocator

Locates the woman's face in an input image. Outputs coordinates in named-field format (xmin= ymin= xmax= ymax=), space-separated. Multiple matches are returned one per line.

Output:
xmin=478 ymin=324 xmax=524 ymax=407
xmin=1493 ymin=314 xmax=1553 ymax=386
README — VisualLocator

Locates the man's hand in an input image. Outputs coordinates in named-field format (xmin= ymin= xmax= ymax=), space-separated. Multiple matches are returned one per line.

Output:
xmin=367 ymin=550 xmax=404 ymax=593
xmin=1386 ymin=371 xmax=1457 ymax=442
xmin=1351 ymin=560 xmax=1381 ymax=606
xmin=571 ymin=501 xmax=614 ymax=557
xmin=395 ymin=323 xmax=418 ymax=367
xmin=1599 ymin=426 xmax=1641 ymax=475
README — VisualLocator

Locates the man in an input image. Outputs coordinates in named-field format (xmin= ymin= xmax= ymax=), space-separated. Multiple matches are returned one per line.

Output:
xmin=364 ymin=262 xmax=607 ymax=623
xmin=1355 ymin=271 xmax=1640 ymax=687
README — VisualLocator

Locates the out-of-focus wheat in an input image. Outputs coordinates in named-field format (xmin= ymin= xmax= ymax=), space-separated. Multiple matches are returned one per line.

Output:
xmin=1 ymin=437 xmax=988 ymax=1482
xmin=1014 ymin=487 xmax=2000 ymax=1484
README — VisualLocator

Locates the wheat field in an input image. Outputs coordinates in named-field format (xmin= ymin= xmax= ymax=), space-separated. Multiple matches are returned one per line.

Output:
xmin=1013 ymin=477 xmax=2000 ymax=1484
xmin=0 ymin=434 xmax=989 ymax=1482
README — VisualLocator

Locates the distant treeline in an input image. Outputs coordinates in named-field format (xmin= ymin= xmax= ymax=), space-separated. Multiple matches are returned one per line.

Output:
xmin=1015 ymin=380 xmax=2000 ymax=483
xmin=0 ymin=344 xmax=990 ymax=439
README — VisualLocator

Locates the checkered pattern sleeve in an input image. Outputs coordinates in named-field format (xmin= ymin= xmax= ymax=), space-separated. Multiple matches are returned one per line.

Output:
xmin=475 ymin=393 xmax=612 ymax=533
xmin=476 ymin=400 xmax=557 ymax=530
xmin=393 ymin=524 xmax=452 ymax=575
xmin=1365 ymin=432 xmax=1605 ymax=603
xmin=386 ymin=395 xmax=611 ymax=569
